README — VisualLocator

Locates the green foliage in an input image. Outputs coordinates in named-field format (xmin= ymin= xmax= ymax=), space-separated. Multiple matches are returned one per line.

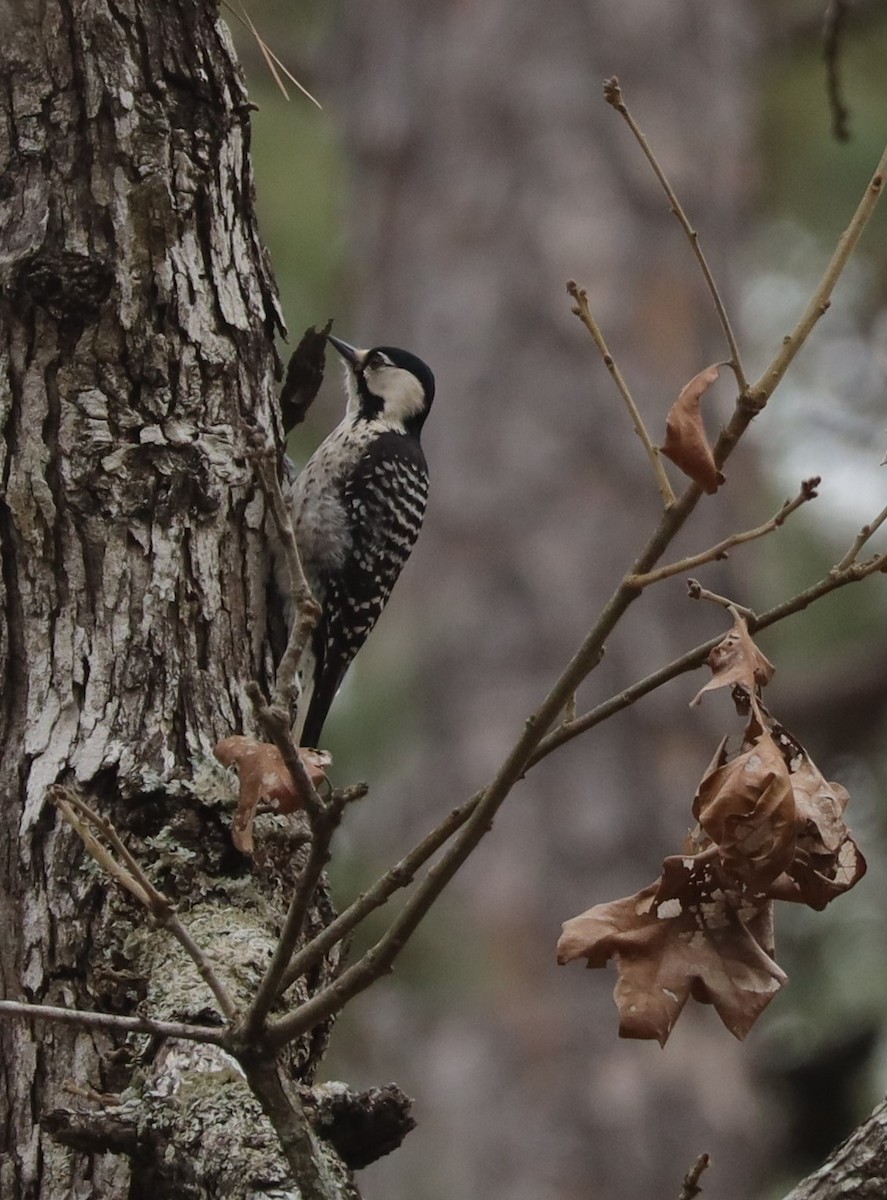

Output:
xmin=250 ymin=82 xmax=345 ymax=337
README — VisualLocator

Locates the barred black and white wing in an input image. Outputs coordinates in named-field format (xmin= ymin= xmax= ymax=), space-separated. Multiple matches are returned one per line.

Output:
xmin=299 ymin=431 xmax=429 ymax=747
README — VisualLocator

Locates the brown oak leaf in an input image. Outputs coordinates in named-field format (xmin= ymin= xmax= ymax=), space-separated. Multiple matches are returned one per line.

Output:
xmin=693 ymin=728 xmax=796 ymax=890
xmin=661 ymin=364 xmax=725 ymax=494
xmin=558 ymin=851 xmax=786 ymax=1045
xmin=214 ymin=735 xmax=330 ymax=855
xmin=690 ymin=614 xmax=774 ymax=709
xmin=767 ymin=729 xmax=866 ymax=909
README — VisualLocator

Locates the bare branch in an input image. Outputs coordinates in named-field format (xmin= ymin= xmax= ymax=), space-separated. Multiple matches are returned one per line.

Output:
xmin=240 ymin=1055 xmax=340 ymax=1200
xmin=823 ymin=0 xmax=852 ymax=142
xmin=529 ymin=543 xmax=887 ymax=768
xmin=834 ymin=502 xmax=887 ymax=570
xmin=686 ymin=580 xmax=756 ymax=618
xmin=0 ymin=999 xmax=224 ymax=1045
xmin=268 ymin=477 xmax=887 ymax=1049
xmin=277 ymin=791 xmax=481 ymax=996
xmin=50 ymin=788 xmax=161 ymax=911
xmin=239 ymin=784 xmax=355 ymax=1040
xmin=627 ymin=478 xmax=820 ymax=588
xmin=50 ymin=788 xmax=238 ymax=1022
xmin=678 ymin=1152 xmax=711 ymax=1200
xmin=263 ymin=132 xmax=887 ymax=1059
xmin=252 ymin=445 xmax=321 ymax=712
xmin=744 ymin=145 xmax=887 ymax=411
xmin=603 ymin=76 xmax=749 ymax=392
xmin=248 ymin=689 xmax=326 ymax=823
xmin=567 ymin=279 xmax=676 ymax=507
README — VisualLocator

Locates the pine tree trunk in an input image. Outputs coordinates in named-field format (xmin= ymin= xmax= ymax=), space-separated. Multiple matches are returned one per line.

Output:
xmin=0 ymin=3 xmax=340 ymax=1196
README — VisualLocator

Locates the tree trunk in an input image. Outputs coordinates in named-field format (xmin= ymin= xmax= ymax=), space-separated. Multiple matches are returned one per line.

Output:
xmin=781 ymin=1101 xmax=887 ymax=1200
xmin=0 ymin=2 xmax=340 ymax=1196
xmin=329 ymin=5 xmax=773 ymax=1199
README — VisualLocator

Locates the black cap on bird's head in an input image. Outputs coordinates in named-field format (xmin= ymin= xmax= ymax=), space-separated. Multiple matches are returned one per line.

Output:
xmin=328 ymin=335 xmax=434 ymax=435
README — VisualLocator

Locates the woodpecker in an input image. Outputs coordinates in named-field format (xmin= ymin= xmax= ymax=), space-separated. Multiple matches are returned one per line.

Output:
xmin=288 ymin=335 xmax=434 ymax=746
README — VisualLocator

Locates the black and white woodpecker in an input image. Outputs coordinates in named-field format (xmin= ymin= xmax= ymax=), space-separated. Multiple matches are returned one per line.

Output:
xmin=288 ymin=334 xmax=435 ymax=747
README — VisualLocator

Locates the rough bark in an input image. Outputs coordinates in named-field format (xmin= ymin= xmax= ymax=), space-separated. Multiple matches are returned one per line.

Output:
xmin=0 ymin=2 xmax=343 ymax=1196
xmin=781 ymin=1100 xmax=887 ymax=1200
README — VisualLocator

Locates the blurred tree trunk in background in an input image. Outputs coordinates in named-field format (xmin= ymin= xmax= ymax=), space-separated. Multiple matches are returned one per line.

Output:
xmin=328 ymin=4 xmax=767 ymax=1199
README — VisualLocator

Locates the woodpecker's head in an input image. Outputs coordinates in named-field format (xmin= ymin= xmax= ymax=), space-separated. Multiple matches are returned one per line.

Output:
xmin=329 ymin=335 xmax=435 ymax=436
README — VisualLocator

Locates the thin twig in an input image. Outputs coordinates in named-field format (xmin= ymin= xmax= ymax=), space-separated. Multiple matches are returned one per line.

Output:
xmin=824 ymin=0 xmax=852 ymax=142
xmin=627 ymin=477 xmax=820 ymax=588
xmin=50 ymin=791 xmax=157 ymax=911
xmin=237 ymin=696 xmax=364 ymax=1036
xmin=266 ymin=137 xmax=887 ymax=1050
xmin=0 ymin=999 xmax=224 ymax=1045
xmin=277 ymin=791 xmax=481 ymax=996
xmin=239 ymin=787 xmax=353 ymax=1040
xmin=568 ymin=280 xmax=676 ymax=508
xmin=268 ymin=543 xmax=887 ymax=1047
xmin=528 ymin=546 xmax=887 ymax=768
xmin=744 ymin=145 xmax=887 ymax=411
xmin=686 ymin=579 xmax=756 ymax=618
xmin=834 ymin=503 xmax=887 ymax=570
xmin=50 ymin=789 xmax=238 ymax=1022
xmin=253 ymin=444 xmax=321 ymax=712
xmin=603 ymin=76 xmax=749 ymax=393
xmin=678 ymin=1152 xmax=711 ymax=1200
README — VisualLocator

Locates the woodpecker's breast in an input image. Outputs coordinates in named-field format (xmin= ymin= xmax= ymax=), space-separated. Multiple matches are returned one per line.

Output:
xmin=290 ymin=420 xmax=429 ymax=601
xmin=290 ymin=419 xmax=376 ymax=587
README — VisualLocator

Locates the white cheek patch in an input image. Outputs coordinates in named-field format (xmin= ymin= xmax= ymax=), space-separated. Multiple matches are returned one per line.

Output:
xmin=372 ymin=366 xmax=425 ymax=424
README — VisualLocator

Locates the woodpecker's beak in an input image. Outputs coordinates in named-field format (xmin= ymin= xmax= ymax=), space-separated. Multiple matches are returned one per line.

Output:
xmin=328 ymin=335 xmax=364 ymax=369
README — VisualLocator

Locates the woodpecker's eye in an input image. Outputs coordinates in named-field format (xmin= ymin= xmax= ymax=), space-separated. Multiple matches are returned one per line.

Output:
xmin=366 ymin=351 xmax=387 ymax=370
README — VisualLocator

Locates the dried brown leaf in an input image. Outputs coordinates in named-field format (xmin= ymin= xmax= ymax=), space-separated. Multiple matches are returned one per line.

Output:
xmin=661 ymin=364 xmax=725 ymax=494
xmin=214 ymin=735 xmax=330 ymax=854
xmin=768 ymin=730 xmax=866 ymax=909
xmin=691 ymin=614 xmax=774 ymax=708
xmin=558 ymin=851 xmax=786 ymax=1045
xmin=693 ymin=728 xmax=796 ymax=889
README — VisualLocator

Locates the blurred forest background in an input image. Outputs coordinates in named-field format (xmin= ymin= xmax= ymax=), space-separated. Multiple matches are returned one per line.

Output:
xmin=233 ymin=2 xmax=887 ymax=1198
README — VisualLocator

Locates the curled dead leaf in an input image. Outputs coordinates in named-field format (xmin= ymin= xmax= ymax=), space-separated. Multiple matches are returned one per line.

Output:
xmin=693 ymin=728 xmax=796 ymax=890
xmin=558 ymin=851 xmax=786 ymax=1045
xmin=691 ymin=614 xmax=774 ymax=709
xmin=214 ymin=735 xmax=330 ymax=855
xmin=661 ymin=364 xmax=725 ymax=494
xmin=690 ymin=713 xmax=865 ymax=909
xmin=768 ymin=726 xmax=866 ymax=909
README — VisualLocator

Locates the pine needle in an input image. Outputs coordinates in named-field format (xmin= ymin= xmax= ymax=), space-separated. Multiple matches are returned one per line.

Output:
xmin=222 ymin=1 xmax=323 ymax=109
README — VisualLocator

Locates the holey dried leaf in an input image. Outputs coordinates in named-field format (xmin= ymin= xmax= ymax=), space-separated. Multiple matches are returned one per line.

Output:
xmin=661 ymin=364 xmax=725 ymax=494
xmin=214 ymin=735 xmax=330 ymax=855
xmin=558 ymin=852 xmax=787 ymax=1046
xmin=767 ymin=728 xmax=866 ymax=910
xmin=691 ymin=614 xmax=775 ymax=710
xmin=693 ymin=729 xmax=796 ymax=890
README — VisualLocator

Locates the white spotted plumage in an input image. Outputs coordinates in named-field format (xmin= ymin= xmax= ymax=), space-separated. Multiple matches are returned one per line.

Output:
xmin=287 ymin=336 xmax=435 ymax=746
